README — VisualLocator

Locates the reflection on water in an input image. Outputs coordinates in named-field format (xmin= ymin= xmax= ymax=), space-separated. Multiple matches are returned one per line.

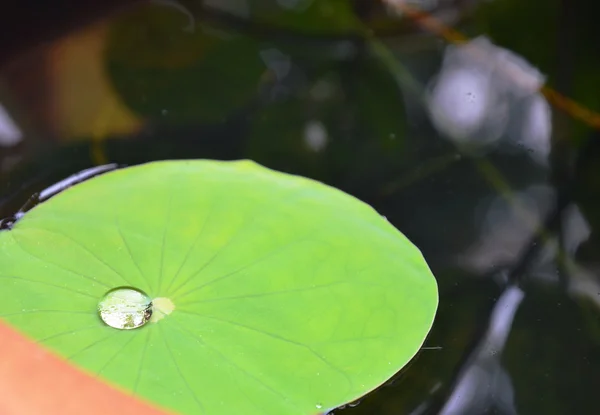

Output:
xmin=462 ymin=185 xmax=555 ymax=274
xmin=0 ymin=103 xmax=21 ymax=147
xmin=304 ymin=120 xmax=328 ymax=152
xmin=439 ymin=285 xmax=523 ymax=415
xmin=428 ymin=36 xmax=551 ymax=164
xmin=1 ymin=0 xmax=600 ymax=414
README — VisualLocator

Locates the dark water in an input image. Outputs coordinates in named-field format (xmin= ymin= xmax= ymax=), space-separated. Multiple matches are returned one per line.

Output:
xmin=1 ymin=1 xmax=599 ymax=414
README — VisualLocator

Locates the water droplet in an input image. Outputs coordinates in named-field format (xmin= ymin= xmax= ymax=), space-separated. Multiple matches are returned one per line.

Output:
xmin=98 ymin=287 xmax=152 ymax=330
xmin=316 ymin=403 xmax=323 ymax=409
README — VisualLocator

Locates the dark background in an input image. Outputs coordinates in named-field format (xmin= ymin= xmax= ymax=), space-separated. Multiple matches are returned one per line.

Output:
xmin=1 ymin=0 xmax=599 ymax=414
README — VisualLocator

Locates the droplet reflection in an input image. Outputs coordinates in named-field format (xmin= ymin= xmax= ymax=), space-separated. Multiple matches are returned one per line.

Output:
xmin=98 ymin=287 xmax=152 ymax=329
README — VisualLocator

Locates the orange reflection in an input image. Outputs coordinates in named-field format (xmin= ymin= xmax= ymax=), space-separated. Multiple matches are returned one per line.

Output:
xmin=0 ymin=320 xmax=172 ymax=415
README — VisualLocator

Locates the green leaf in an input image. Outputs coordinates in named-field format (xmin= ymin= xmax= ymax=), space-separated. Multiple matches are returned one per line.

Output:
xmin=244 ymin=0 xmax=361 ymax=34
xmin=106 ymin=6 xmax=267 ymax=124
xmin=0 ymin=160 xmax=438 ymax=415
xmin=349 ymin=59 xmax=407 ymax=153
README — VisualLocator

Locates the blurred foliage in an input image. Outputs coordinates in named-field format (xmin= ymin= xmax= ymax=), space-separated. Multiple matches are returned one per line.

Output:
xmin=240 ymin=0 xmax=361 ymax=33
xmin=470 ymin=0 xmax=559 ymax=73
xmin=247 ymin=57 xmax=408 ymax=186
xmin=568 ymin=1 xmax=600 ymax=135
xmin=106 ymin=4 xmax=267 ymax=124
xmin=471 ymin=0 xmax=600 ymax=144
xmin=49 ymin=22 xmax=142 ymax=141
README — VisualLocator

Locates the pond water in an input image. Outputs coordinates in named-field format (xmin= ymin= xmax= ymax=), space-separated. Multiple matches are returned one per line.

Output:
xmin=0 ymin=1 xmax=599 ymax=414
